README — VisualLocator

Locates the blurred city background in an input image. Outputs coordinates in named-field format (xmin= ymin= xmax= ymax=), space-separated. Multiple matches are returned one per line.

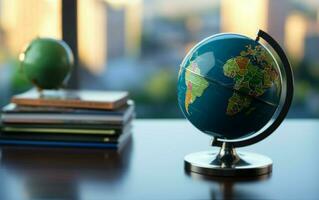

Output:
xmin=0 ymin=0 xmax=318 ymax=118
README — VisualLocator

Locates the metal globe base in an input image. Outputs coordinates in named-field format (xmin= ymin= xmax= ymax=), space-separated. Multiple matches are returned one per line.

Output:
xmin=184 ymin=142 xmax=272 ymax=177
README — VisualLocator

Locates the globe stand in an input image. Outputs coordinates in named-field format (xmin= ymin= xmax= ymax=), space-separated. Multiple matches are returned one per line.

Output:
xmin=184 ymin=142 xmax=272 ymax=177
xmin=184 ymin=30 xmax=294 ymax=177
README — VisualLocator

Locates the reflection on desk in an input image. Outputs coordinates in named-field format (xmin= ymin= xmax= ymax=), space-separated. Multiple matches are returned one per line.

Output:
xmin=0 ymin=138 xmax=132 ymax=199
xmin=186 ymin=171 xmax=271 ymax=200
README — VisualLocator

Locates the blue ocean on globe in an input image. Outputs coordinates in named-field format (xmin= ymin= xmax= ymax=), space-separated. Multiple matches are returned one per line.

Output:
xmin=177 ymin=34 xmax=282 ymax=139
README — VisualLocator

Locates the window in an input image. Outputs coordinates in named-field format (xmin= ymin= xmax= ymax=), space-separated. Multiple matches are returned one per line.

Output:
xmin=0 ymin=0 xmax=319 ymax=118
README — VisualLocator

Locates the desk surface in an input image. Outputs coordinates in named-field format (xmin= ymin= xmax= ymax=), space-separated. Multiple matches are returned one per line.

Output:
xmin=0 ymin=119 xmax=318 ymax=200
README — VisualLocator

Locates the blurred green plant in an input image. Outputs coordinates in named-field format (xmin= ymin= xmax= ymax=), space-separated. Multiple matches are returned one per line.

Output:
xmin=294 ymin=80 xmax=310 ymax=104
xmin=144 ymin=68 xmax=176 ymax=103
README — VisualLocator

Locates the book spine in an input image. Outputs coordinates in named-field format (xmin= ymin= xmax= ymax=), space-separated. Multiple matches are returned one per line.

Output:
xmin=11 ymin=98 xmax=125 ymax=110
xmin=2 ymin=127 xmax=120 ymax=136
xmin=2 ymin=119 xmax=125 ymax=125
xmin=0 ymin=133 xmax=120 ymax=143
xmin=0 ymin=140 xmax=118 ymax=148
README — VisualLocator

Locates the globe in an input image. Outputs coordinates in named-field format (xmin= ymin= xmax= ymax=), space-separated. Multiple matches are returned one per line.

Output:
xmin=177 ymin=33 xmax=282 ymax=140
xmin=20 ymin=38 xmax=74 ymax=90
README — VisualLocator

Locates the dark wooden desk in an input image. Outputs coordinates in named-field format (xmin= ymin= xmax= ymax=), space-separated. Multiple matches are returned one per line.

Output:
xmin=0 ymin=119 xmax=318 ymax=199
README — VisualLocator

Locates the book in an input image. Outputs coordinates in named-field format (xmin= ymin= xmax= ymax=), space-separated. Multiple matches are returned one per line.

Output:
xmin=3 ymin=101 xmax=134 ymax=114
xmin=1 ymin=112 xmax=133 ymax=124
xmin=0 ymin=139 xmax=123 ymax=149
xmin=0 ymin=130 xmax=132 ymax=149
xmin=11 ymin=89 xmax=129 ymax=110
xmin=1 ymin=123 xmax=132 ymax=136
xmin=0 ymin=127 xmax=132 ymax=143
xmin=2 ymin=127 xmax=118 ymax=135
xmin=2 ymin=102 xmax=135 ymax=125
xmin=0 ymin=121 xmax=129 ymax=130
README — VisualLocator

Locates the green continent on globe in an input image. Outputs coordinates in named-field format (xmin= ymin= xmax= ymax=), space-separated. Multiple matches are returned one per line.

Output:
xmin=223 ymin=45 xmax=279 ymax=116
xmin=184 ymin=61 xmax=209 ymax=114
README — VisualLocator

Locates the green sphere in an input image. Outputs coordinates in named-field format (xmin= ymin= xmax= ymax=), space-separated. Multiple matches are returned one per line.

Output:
xmin=20 ymin=38 xmax=74 ymax=89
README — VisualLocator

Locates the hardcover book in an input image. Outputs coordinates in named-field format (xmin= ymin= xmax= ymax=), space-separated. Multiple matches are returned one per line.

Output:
xmin=2 ymin=102 xmax=135 ymax=125
xmin=0 ymin=126 xmax=132 ymax=143
xmin=11 ymin=89 xmax=129 ymax=110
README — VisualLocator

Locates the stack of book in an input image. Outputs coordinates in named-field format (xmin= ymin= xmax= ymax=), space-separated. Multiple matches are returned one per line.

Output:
xmin=0 ymin=89 xmax=134 ymax=149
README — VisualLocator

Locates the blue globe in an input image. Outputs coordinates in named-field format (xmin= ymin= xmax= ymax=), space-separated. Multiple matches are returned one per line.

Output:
xmin=177 ymin=33 xmax=282 ymax=139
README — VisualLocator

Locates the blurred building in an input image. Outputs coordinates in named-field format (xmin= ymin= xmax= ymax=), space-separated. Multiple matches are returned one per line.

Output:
xmin=0 ymin=0 xmax=61 ymax=54
xmin=221 ymin=0 xmax=289 ymax=44
xmin=78 ymin=0 xmax=107 ymax=73
xmin=284 ymin=9 xmax=319 ymax=61
xmin=78 ymin=0 xmax=142 ymax=74
xmin=267 ymin=0 xmax=290 ymax=46
xmin=304 ymin=35 xmax=319 ymax=63
xmin=106 ymin=4 xmax=125 ymax=58
xmin=284 ymin=12 xmax=308 ymax=60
